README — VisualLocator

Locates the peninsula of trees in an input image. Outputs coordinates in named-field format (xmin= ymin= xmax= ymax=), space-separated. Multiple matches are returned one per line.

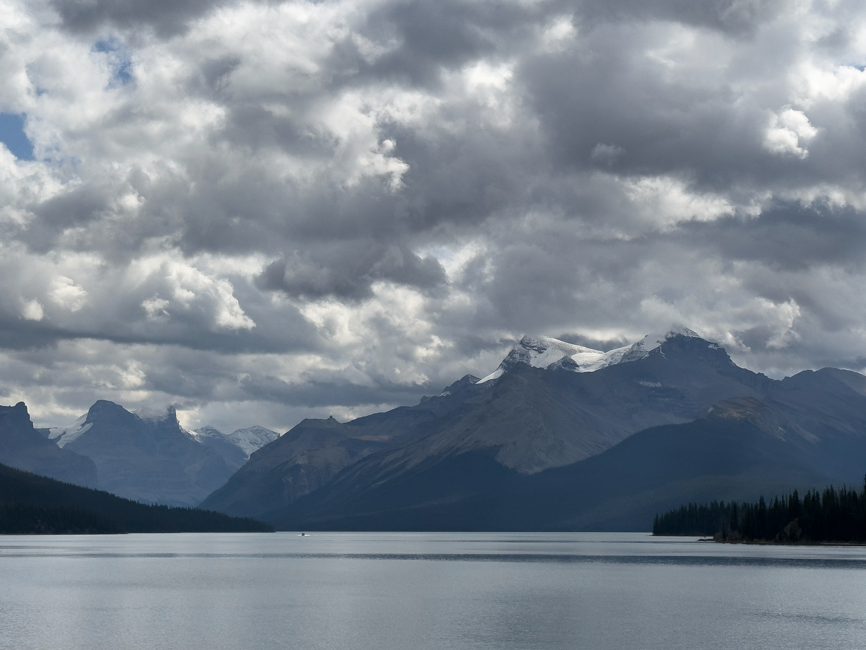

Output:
xmin=653 ymin=480 xmax=866 ymax=544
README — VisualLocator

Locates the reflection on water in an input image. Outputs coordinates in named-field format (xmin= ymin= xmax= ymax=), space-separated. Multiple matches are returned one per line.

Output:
xmin=1 ymin=532 xmax=865 ymax=649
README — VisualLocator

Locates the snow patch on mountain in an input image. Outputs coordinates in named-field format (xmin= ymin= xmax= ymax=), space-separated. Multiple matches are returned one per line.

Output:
xmin=478 ymin=367 xmax=504 ymax=383
xmin=48 ymin=414 xmax=91 ymax=448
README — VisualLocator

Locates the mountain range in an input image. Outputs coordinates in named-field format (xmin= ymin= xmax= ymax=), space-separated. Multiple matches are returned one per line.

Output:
xmin=4 ymin=327 xmax=866 ymax=531
xmin=203 ymin=329 xmax=866 ymax=530
xmin=0 ymin=400 xmax=278 ymax=506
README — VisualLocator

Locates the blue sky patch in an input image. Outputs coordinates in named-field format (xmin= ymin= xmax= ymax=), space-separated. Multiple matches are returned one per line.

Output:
xmin=0 ymin=113 xmax=34 ymax=160
xmin=93 ymin=38 xmax=134 ymax=87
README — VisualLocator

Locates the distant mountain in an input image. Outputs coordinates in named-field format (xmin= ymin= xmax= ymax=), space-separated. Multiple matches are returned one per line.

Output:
xmin=0 ymin=462 xmax=271 ymax=534
xmin=0 ymin=402 xmax=97 ymax=487
xmin=202 ymin=329 xmax=866 ymax=531
xmin=192 ymin=425 xmax=280 ymax=472
xmin=51 ymin=401 xmax=236 ymax=506
xmin=189 ymin=426 xmax=248 ymax=470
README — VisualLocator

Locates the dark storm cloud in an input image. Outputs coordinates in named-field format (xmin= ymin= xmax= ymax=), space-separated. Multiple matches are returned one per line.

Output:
xmin=239 ymin=372 xmax=434 ymax=408
xmin=0 ymin=319 xmax=69 ymax=351
xmin=24 ymin=184 xmax=113 ymax=252
xmin=572 ymin=0 xmax=788 ymax=35
xmin=349 ymin=0 xmax=550 ymax=87
xmin=187 ymin=55 xmax=243 ymax=97
xmin=380 ymin=119 xmax=543 ymax=232
xmin=219 ymin=104 xmax=336 ymax=155
xmin=518 ymin=26 xmax=782 ymax=192
xmin=257 ymin=242 xmax=446 ymax=300
xmin=168 ymin=170 xmax=411 ymax=254
xmin=49 ymin=0 xmax=257 ymax=38
xmin=679 ymin=201 xmax=866 ymax=272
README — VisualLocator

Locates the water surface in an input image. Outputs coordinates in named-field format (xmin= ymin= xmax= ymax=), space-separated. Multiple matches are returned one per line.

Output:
xmin=1 ymin=532 xmax=864 ymax=649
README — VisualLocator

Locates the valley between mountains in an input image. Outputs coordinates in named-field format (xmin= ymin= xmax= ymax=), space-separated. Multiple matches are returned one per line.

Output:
xmin=4 ymin=329 xmax=866 ymax=531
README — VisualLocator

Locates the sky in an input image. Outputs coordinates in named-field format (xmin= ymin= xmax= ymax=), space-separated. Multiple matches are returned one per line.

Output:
xmin=2 ymin=0 xmax=866 ymax=432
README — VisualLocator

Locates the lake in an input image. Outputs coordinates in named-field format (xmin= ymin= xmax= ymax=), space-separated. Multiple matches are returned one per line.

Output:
xmin=1 ymin=532 xmax=865 ymax=649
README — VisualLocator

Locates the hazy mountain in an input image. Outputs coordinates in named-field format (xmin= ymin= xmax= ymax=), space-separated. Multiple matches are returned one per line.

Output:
xmin=192 ymin=425 xmax=280 ymax=472
xmin=0 ymin=402 xmax=97 ymax=487
xmin=203 ymin=329 xmax=866 ymax=531
xmin=189 ymin=426 xmax=248 ymax=471
xmin=0 ymin=462 xmax=271 ymax=534
xmin=51 ymin=401 xmax=236 ymax=506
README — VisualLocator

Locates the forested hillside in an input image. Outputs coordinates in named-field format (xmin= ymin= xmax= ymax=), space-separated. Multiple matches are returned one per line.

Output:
xmin=0 ymin=463 xmax=272 ymax=534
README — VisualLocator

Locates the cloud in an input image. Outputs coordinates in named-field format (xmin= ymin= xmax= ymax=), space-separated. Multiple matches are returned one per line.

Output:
xmin=257 ymin=242 xmax=446 ymax=300
xmin=573 ymin=0 xmax=792 ymax=35
xmin=2 ymin=0 xmax=866 ymax=432
xmin=763 ymin=109 xmax=818 ymax=158
xmin=47 ymin=0 xmax=251 ymax=38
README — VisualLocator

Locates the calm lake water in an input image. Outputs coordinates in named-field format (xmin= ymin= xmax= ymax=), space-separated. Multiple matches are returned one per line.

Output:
xmin=1 ymin=531 xmax=865 ymax=649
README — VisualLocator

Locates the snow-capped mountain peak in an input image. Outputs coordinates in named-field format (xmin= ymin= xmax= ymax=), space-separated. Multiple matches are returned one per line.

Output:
xmin=479 ymin=334 xmax=603 ymax=382
xmin=227 ymin=426 xmax=280 ymax=457
xmin=478 ymin=327 xmax=707 ymax=383
xmin=509 ymin=335 xmax=599 ymax=368
xmin=50 ymin=401 xmax=190 ymax=447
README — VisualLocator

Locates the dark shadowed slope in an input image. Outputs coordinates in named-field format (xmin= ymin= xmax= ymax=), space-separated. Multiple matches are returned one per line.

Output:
xmin=272 ymin=402 xmax=860 ymax=531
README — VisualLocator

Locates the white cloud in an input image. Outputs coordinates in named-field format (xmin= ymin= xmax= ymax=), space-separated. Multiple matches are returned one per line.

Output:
xmin=142 ymin=296 xmax=170 ymax=321
xmin=49 ymin=275 xmax=88 ymax=311
xmin=624 ymin=176 xmax=736 ymax=228
xmin=763 ymin=109 xmax=818 ymax=159
xmin=21 ymin=299 xmax=43 ymax=321
xmin=131 ymin=256 xmax=256 ymax=331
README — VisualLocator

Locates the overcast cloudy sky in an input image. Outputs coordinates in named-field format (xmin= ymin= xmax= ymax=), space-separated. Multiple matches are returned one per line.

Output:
xmin=2 ymin=0 xmax=866 ymax=431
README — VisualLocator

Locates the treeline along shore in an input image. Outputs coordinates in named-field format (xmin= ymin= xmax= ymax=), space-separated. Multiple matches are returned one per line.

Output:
xmin=653 ymin=478 xmax=866 ymax=544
